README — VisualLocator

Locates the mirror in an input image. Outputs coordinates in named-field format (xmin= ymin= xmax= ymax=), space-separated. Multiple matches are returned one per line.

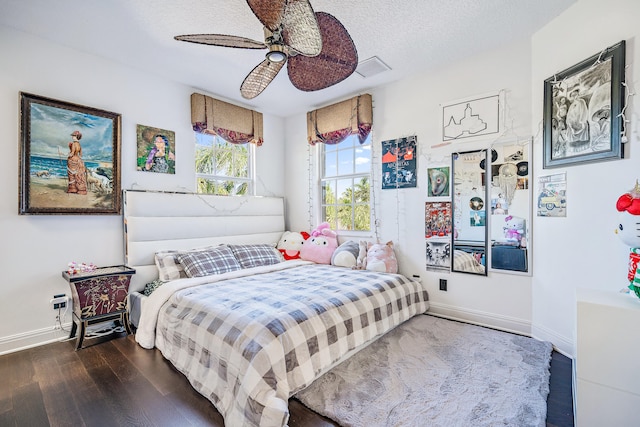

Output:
xmin=488 ymin=140 xmax=531 ymax=274
xmin=452 ymin=149 xmax=488 ymax=275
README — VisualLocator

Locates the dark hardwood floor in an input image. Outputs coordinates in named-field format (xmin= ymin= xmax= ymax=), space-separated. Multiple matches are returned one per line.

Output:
xmin=546 ymin=350 xmax=575 ymax=427
xmin=0 ymin=333 xmax=574 ymax=426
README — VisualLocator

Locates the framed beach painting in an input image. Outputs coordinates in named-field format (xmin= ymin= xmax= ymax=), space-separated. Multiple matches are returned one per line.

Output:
xmin=543 ymin=40 xmax=626 ymax=168
xmin=19 ymin=92 xmax=122 ymax=215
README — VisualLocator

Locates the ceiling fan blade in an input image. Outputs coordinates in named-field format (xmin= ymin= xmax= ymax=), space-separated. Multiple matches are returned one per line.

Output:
xmin=240 ymin=58 xmax=286 ymax=99
xmin=282 ymin=0 xmax=321 ymax=57
xmin=175 ymin=34 xmax=267 ymax=49
xmin=246 ymin=0 xmax=286 ymax=32
xmin=287 ymin=12 xmax=358 ymax=92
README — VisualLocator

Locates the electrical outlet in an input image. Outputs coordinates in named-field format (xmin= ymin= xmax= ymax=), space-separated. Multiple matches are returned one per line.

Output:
xmin=439 ymin=279 xmax=447 ymax=291
xmin=50 ymin=295 xmax=67 ymax=310
xmin=412 ymin=274 xmax=422 ymax=283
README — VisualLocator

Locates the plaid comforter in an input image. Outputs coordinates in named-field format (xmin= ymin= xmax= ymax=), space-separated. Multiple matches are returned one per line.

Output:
xmin=140 ymin=261 xmax=429 ymax=427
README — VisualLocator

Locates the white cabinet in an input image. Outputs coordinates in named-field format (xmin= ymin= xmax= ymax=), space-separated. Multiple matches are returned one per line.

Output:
xmin=576 ymin=288 xmax=640 ymax=427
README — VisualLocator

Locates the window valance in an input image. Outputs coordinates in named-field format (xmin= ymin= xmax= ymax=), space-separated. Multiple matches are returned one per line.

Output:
xmin=191 ymin=93 xmax=264 ymax=146
xmin=307 ymin=94 xmax=372 ymax=145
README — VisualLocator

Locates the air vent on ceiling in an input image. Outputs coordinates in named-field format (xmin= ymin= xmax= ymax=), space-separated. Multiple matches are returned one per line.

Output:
xmin=355 ymin=56 xmax=391 ymax=78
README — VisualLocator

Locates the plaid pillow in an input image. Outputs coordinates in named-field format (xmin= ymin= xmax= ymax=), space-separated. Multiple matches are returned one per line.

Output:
xmin=228 ymin=244 xmax=284 ymax=269
xmin=155 ymin=246 xmax=216 ymax=281
xmin=176 ymin=246 xmax=242 ymax=278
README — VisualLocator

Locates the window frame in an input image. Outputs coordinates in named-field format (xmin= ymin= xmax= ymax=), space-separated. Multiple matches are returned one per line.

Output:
xmin=319 ymin=134 xmax=372 ymax=233
xmin=195 ymin=132 xmax=255 ymax=196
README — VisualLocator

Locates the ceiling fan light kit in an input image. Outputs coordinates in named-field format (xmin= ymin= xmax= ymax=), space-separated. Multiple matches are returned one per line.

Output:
xmin=174 ymin=0 xmax=358 ymax=99
xmin=266 ymin=45 xmax=287 ymax=63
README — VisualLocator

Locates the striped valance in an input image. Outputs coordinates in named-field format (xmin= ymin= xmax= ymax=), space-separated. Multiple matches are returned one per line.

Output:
xmin=307 ymin=94 xmax=372 ymax=145
xmin=191 ymin=93 xmax=264 ymax=146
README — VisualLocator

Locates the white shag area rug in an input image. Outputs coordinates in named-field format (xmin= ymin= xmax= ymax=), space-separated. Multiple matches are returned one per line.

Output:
xmin=295 ymin=315 xmax=553 ymax=427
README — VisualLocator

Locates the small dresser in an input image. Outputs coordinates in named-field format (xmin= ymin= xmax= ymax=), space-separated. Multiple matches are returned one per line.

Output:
xmin=576 ymin=288 xmax=640 ymax=426
xmin=62 ymin=265 xmax=135 ymax=350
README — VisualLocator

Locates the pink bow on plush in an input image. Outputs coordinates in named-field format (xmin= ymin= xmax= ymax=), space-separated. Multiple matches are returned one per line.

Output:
xmin=311 ymin=222 xmax=331 ymax=237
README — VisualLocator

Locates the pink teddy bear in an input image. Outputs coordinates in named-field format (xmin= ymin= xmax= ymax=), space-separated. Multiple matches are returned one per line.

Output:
xmin=300 ymin=222 xmax=338 ymax=264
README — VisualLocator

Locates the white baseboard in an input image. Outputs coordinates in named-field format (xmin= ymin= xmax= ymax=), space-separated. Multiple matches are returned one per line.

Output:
xmin=0 ymin=323 xmax=73 ymax=355
xmin=427 ymin=302 xmax=576 ymax=357
xmin=427 ymin=301 xmax=532 ymax=336
xmin=2 ymin=307 xmax=575 ymax=358
xmin=531 ymin=322 xmax=574 ymax=358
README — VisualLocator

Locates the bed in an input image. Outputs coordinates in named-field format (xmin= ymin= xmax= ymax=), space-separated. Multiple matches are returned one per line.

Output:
xmin=123 ymin=190 xmax=430 ymax=427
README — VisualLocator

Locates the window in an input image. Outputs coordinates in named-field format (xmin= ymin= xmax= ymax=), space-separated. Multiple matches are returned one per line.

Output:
xmin=321 ymin=134 xmax=372 ymax=231
xmin=195 ymin=133 xmax=253 ymax=196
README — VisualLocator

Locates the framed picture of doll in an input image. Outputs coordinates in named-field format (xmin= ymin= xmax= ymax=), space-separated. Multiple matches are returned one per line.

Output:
xmin=19 ymin=92 xmax=122 ymax=215
xmin=136 ymin=124 xmax=176 ymax=174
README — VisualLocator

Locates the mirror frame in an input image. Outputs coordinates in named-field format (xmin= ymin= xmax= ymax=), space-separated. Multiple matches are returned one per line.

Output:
xmin=487 ymin=139 xmax=532 ymax=275
xmin=451 ymin=149 xmax=489 ymax=276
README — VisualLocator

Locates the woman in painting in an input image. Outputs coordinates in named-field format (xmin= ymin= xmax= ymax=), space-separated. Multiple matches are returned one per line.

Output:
xmin=67 ymin=130 xmax=87 ymax=195
xmin=145 ymin=134 xmax=175 ymax=173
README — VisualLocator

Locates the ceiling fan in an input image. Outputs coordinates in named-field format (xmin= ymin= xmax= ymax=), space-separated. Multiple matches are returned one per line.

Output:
xmin=174 ymin=0 xmax=358 ymax=99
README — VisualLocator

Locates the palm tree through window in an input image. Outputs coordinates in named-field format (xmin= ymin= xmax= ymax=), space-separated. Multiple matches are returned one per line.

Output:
xmin=195 ymin=133 xmax=253 ymax=195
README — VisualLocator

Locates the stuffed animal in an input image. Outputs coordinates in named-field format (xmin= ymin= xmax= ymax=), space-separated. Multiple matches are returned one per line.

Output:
xmin=365 ymin=241 xmax=398 ymax=273
xmin=300 ymin=222 xmax=338 ymax=264
xmin=355 ymin=240 xmax=368 ymax=270
xmin=503 ymin=215 xmax=525 ymax=246
xmin=331 ymin=240 xmax=359 ymax=268
xmin=615 ymin=180 xmax=640 ymax=297
xmin=277 ymin=231 xmax=310 ymax=260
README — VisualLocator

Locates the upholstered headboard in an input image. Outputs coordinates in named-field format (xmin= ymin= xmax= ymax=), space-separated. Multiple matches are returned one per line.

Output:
xmin=122 ymin=190 xmax=285 ymax=292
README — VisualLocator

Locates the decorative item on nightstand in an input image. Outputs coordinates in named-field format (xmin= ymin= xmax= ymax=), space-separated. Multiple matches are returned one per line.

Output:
xmin=615 ymin=180 xmax=640 ymax=299
xmin=62 ymin=264 xmax=136 ymax=349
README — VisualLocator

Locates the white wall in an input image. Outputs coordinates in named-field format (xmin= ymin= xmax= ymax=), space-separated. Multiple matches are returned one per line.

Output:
xmin=4 ymin=0 xmax=638 ymax=358
xmin=0 ymin=25 xmax=285 ymax=354
xmin=286 ymin=38 xmax=536 ymax=337
xmin=286 ymin=0 xmax=640 ymax=357
xmin=531 ymin=0 xmax=640 ymax=356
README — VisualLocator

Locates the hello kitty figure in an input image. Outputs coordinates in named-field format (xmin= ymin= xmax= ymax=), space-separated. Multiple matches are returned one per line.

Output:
xmin=503 ymin=215 xmax=525 ymax=246
xmin=277 ymin=231 xmax=310 ymax=260
xmin=615 ymin=180 xmax=640 ymax=298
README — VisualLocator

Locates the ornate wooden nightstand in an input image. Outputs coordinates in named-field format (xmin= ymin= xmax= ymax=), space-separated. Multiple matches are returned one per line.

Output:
xmin=62 ymin=265 xmax=135 ymax=350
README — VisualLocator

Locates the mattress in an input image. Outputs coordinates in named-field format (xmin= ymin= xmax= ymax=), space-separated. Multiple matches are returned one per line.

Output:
xmin=128 ymin=291 xmax=145 ymax=330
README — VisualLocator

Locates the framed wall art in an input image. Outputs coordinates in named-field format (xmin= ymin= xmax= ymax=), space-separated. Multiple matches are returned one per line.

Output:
xmin=537 ymin=173 xmax=567 ymax=217
xmin=19 ymin=92 xmax=122 ymax=215
xmin=543 ymin=40 xmax=625 ymax=168
xmin=136 ymin=124 xmax=176 ymax=174
xmin=425 ymin=200 xmax=452 ymax=273
xmin=427 ymin=166 xmax=450 ymax=198
xmin=381 ymin=135 xmax=417 ymax=189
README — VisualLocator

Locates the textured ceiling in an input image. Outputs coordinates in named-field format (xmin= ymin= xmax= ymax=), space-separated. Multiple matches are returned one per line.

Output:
xmin=1 ymin=0 xmax=575 ymax=117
